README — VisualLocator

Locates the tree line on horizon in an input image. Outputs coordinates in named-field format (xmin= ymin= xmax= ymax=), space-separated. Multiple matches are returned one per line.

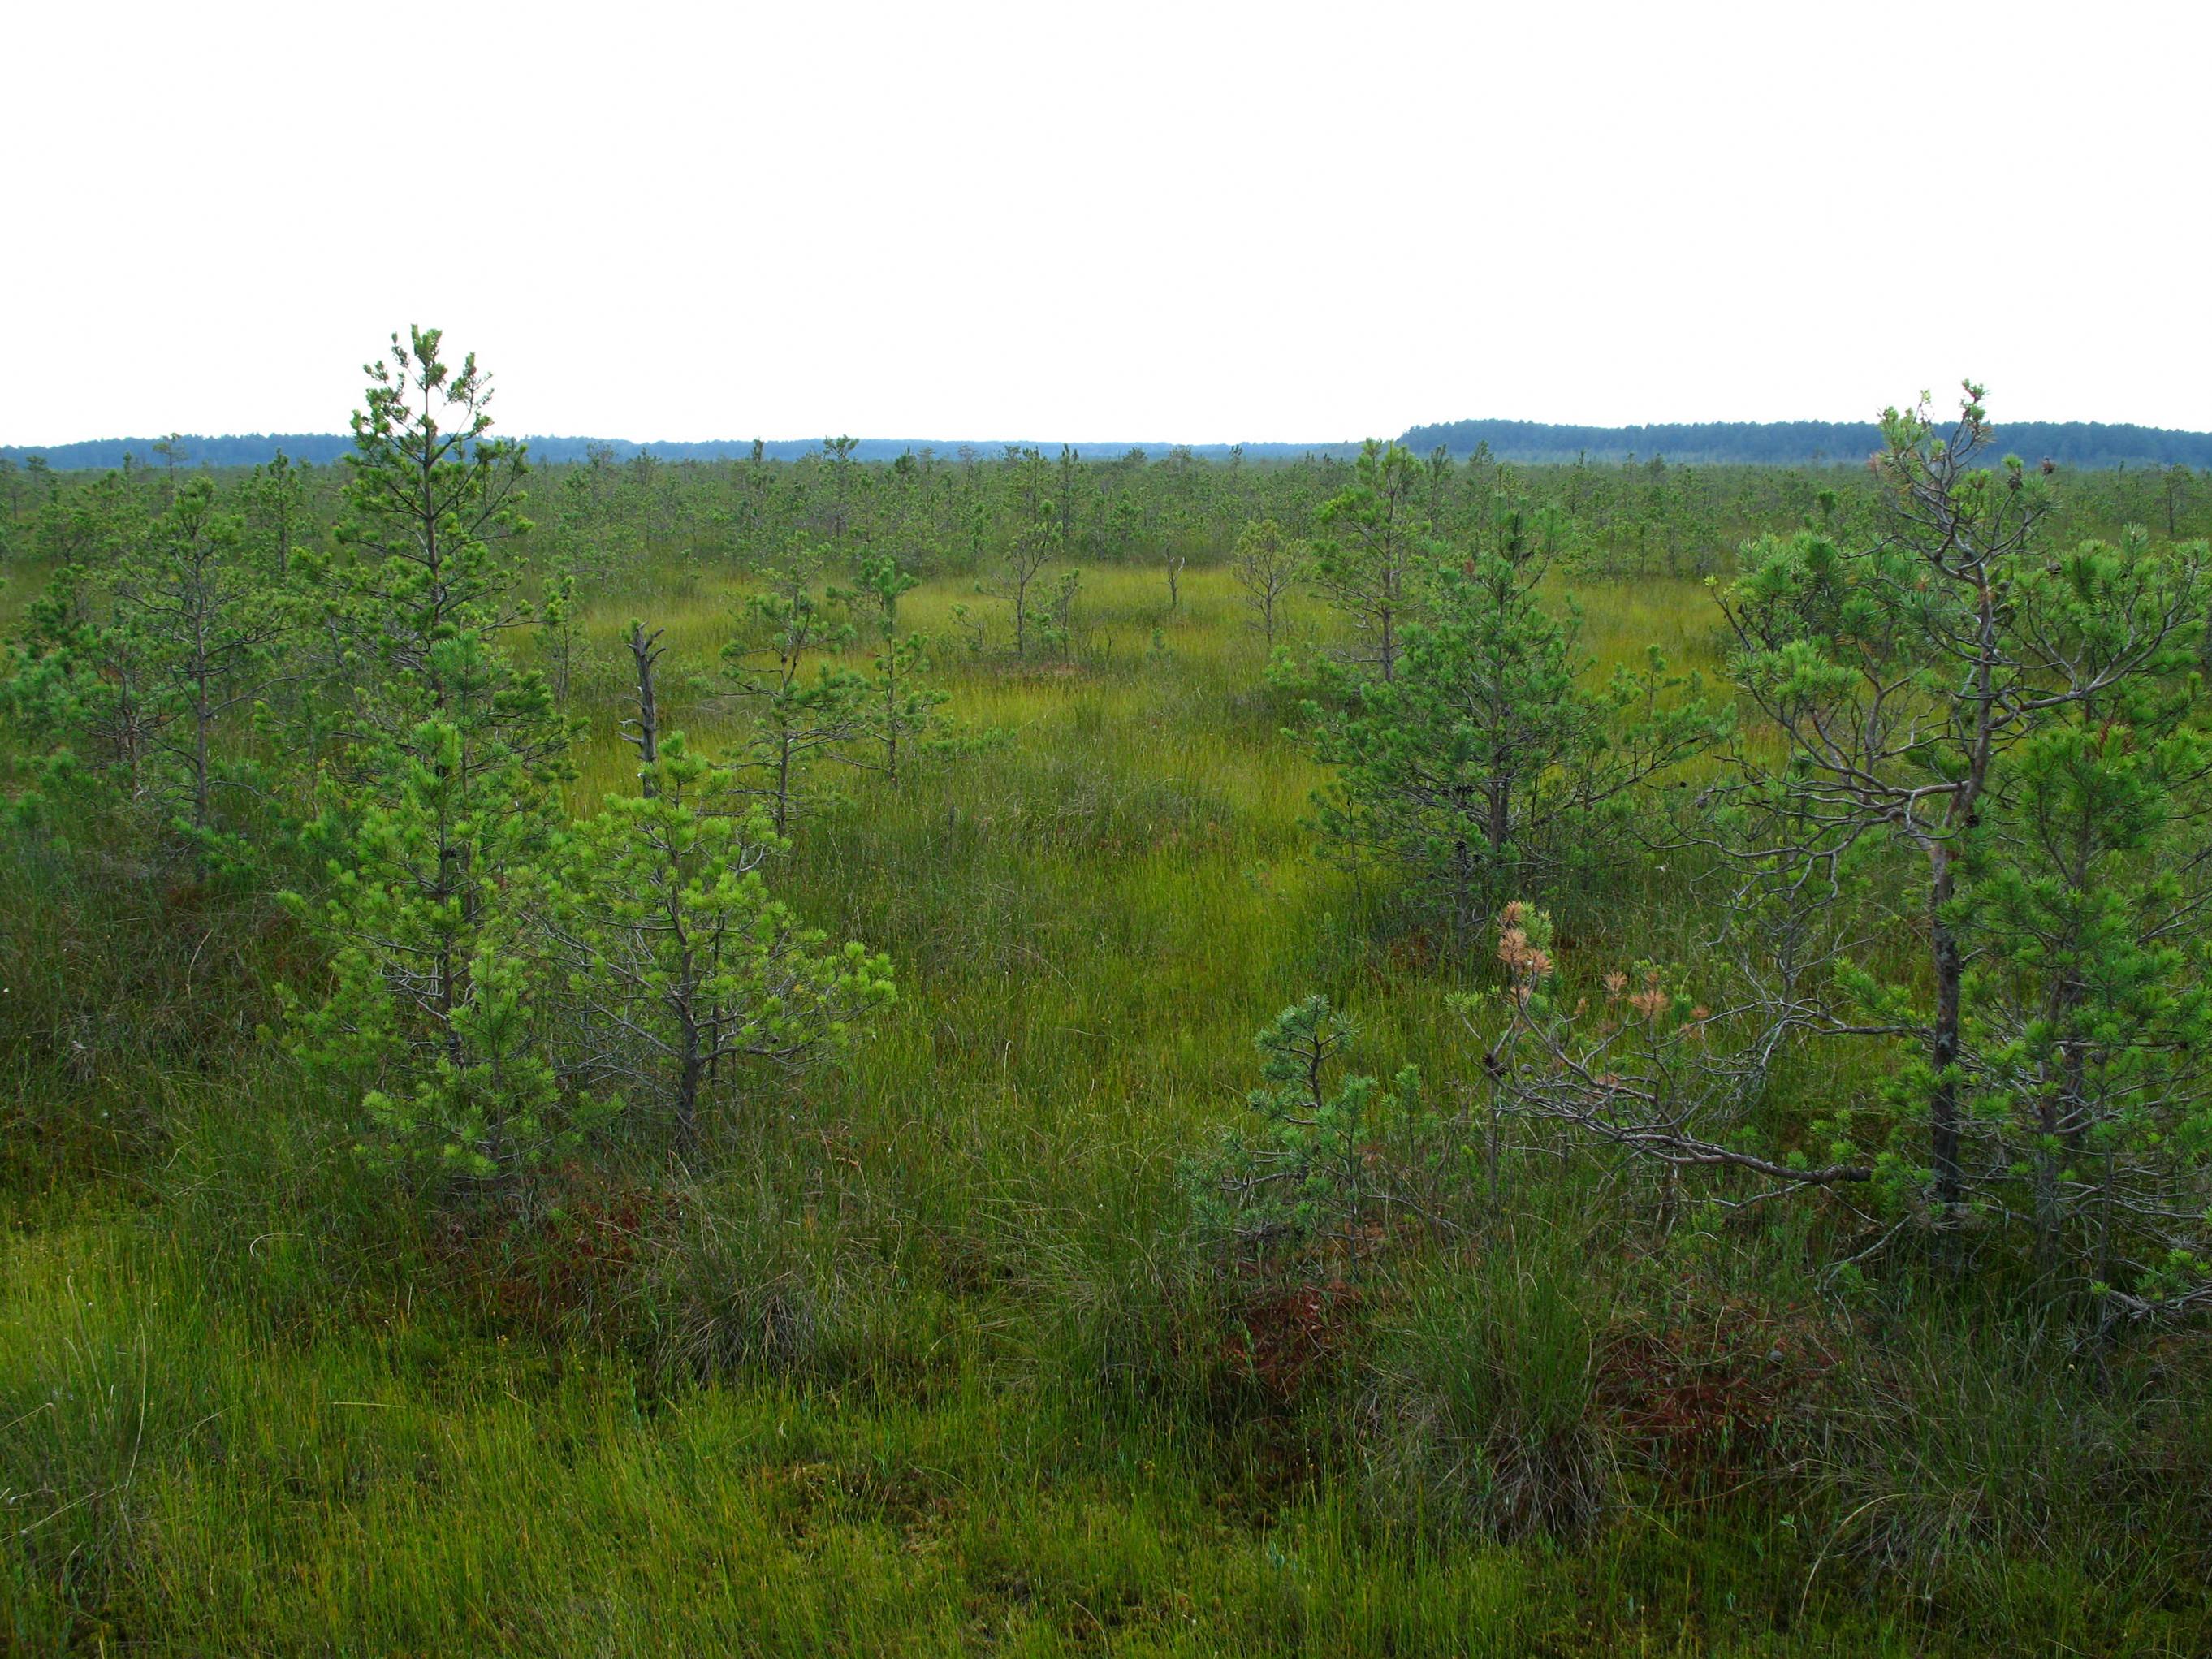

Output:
xmin=11 ymin=414 xmax=2212 ymax=473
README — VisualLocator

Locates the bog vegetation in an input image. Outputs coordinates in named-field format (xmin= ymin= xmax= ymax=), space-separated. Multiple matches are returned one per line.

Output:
xmin=6 ymin=332 xmax=2212 ymax=1653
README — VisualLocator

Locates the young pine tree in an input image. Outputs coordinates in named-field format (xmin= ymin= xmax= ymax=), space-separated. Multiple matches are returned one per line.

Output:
xmin=240 ymin=448 xmax=316 ymax=580
xmin=110 ymin=473 xmax=296 ymax=859
xmin=286 ymin=724 xmax=575 ymax=1183
xmin=538 ymin=464 xmax=624 ymax=706
xmin=1 ymin=563 xmax=164 ymax=829
xmin=284 ymin=328 xmax=576 ymax=1191
xmin=1189 ymin=996 xmax=1429 ymax=1271
xmin=986 ymin=451 xmax=1061 ymax=659
xmin=33 ymin=466 xmax=149 ymax=570
xmin=540 ymin=729 xmax=894 ymax=1154
xmin=1967 ymin=693 xmax=2212 ymax=1307
xmin=1722 ymin=385 xmax=2211 ymax=1243
xmin=1307 ymin=512 xmax=1724 ymax=943
xmin=3 ymin=477 xmax=293 ymax=866
xmin=719 ymin=552 xmax=866 ymax=835
xmin=849 ymin=550 xmax=955 ymax=784
xmin=1312 ymin=439 xmax=1428 ymax=684
xmin=1231 ymin=516 xmax=1306 ymax=650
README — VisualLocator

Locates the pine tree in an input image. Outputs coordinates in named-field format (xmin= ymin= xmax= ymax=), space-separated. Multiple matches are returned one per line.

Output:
xmin=285 ymin=723 xmax=573 ymax=1182
xmin=33 ymin=466 xmax=147 ymax=568
xmin=283 ymin=328 xmax=575 ymax=1190
xmin=1312 ymin=439 xmax=1429 ymax=683
xmin=1230 ymin=517 xmax=1306 ymax=649
xmin=849 ymin=550 xmax=954 ymax=784
xmin=1966 ymin=683 xmax=2212 ymax=1304
xmin=110 ymin=473 xmax=294 ymax=858
xmin=984 ymin=450 xmax=1062 ymax=659
xmin=241 ymin=448 xmax=316 ymax=580
xmin=540 ymin=730 xmax=893 ymax=1154
xmin=311 ymin=326 xmax=564 ymax=794
xmin=0 ymin=562 xmax=159 ymax=826
xmin=1723 ymin=385 xmax=2211 ymax=1237
xmin=719 ymin=552 xmax=866 ymax=835
xmin=1307 ymin=509 xmax=1723 ymax=940
xmin=2 ymin=477 xmax=293 ymax=865
xmin=1189 ymin=996 xmax=1428 ymax=1268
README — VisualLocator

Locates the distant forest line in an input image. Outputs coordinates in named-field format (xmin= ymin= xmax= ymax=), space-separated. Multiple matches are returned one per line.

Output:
xmin=8 ymin=417 xmax=2212 ymax=472
xmin=1400 ymin=417 xmax=2212 ymax=469
xmin=0 ymin=434 xmax=1367 ymax=469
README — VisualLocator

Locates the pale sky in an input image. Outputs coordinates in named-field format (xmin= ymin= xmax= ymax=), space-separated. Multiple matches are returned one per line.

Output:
xmin=5 ymin=1 xmax=2206 ymax=446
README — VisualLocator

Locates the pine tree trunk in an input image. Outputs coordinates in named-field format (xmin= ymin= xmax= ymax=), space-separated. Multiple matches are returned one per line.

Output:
xmin=629 ymin=623 xmax=660 ymax=796
xmin=676 ymin=1022 xmax=702 ymax=1155
xmin=1928 ymin=845 xmax=1965 ymax=1211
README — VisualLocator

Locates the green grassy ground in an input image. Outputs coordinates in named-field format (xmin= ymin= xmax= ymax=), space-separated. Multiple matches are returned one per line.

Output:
xmin=6 ymin=563 xmax=2210 ymax=1655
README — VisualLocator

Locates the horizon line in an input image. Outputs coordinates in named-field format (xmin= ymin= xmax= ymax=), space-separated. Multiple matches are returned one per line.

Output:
xmin=9 ymin=410 xmax=2212 ymax=459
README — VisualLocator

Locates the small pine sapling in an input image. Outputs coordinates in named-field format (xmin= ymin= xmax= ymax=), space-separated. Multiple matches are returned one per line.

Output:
xmin=1312 ymin=439 xmax=1429 ymax=684
xmin=542 ymin=728 xmax=893 ymax=1155
xmin=850 ymin=550 xmax=959 ymax=783
xmin=1305 ymin=512 xmax=1726 ymax=943
xmin=719 ymin=552 xmax=868 ymax=834
xmin=1190 ymin=996 xmax=1433 ymax=1273
xmin=1231 ymin=516 xmax=1306 ymax=649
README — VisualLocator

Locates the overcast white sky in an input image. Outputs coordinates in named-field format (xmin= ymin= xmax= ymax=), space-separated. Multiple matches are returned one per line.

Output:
xmin=4 ymin=1 xmax=2206 ymax=445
